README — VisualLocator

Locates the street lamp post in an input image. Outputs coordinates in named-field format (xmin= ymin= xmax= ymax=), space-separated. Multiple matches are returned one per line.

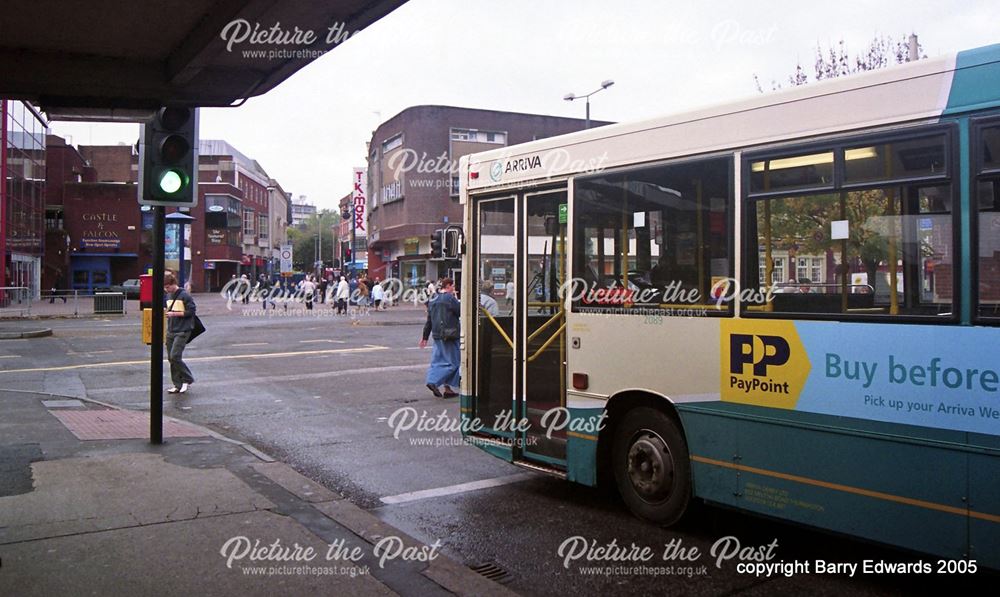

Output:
xmin=316 ymin=214 xmax=323 ymax=277
xmin=563 ymin=79 xmax=614 ymax=129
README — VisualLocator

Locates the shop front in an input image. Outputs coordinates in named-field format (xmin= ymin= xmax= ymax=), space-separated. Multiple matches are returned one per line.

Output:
xmin=8 ymin=253 xmax=41 ymax=300
xmin=204 ymin=259 xmax=240 ymax=292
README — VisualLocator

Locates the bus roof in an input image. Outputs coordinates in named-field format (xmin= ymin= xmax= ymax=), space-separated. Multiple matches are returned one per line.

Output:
xmin=465 ymin=44 xmax=1000 ymax=192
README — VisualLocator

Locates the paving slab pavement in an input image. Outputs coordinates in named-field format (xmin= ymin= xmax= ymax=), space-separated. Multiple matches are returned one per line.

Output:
xmin=0 ymin=390 xmax=515 ymax=597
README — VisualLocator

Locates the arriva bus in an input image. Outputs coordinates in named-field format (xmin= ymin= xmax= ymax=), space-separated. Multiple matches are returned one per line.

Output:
xmin=457 ymin=44 xmax=1000 ymax=567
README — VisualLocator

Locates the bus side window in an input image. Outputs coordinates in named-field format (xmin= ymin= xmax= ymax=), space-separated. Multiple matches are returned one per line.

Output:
xmin=976 ymin=123 xmax=1000 ymax=321
xmin=745 ymin=132 xmax=954 ymax=320
xmin=573 ymin=157 xmax=733 ymax=314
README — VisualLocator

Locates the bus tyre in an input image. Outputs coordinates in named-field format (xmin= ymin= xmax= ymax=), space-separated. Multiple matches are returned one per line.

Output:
xmin=612 ymin=407 xmax=691 ymax=526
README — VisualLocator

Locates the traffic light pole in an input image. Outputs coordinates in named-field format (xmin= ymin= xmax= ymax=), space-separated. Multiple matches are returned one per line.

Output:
xmin=150 ymin=206 xmax=165 ymax=444
xmin=139 ymin=106 xmax=197 ymax=445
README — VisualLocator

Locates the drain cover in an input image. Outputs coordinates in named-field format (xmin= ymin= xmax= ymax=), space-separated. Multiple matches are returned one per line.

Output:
xmin=469 ymin=562 xmax=513 ymax=584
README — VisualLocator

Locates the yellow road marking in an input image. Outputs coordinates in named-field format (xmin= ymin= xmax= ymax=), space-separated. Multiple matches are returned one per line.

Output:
xmin=691 ymin=455 xmax=1000 ymax=524
xmin=0 ymin=345 xmax=389 ymax=374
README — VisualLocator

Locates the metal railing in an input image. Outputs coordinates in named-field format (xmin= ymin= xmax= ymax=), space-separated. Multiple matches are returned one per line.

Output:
xmin=0 ymin=286 xmax=32 ymax=317
xmin=0 ymin=288 xmax=132 ymax=319
xmin=94 ymin=292 xmax=127 ymax=315
xmin=39 ymin=290 xmax=82 ymax=317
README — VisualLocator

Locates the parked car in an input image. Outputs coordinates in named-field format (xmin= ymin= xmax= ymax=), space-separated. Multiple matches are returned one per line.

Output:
xmin=120 ymin=279 xmax=141 ymax=299
xmin=97 ymin=279 xmax=140 ymax=299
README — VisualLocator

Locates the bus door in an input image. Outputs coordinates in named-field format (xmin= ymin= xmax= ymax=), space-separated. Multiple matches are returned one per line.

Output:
xmin=472 ymin=196 xmax=517 ymax=447
xmin=471 ymin=189 xmax=569 ymax=467
xmin=521 ymin=189 xmax=569 ymax=465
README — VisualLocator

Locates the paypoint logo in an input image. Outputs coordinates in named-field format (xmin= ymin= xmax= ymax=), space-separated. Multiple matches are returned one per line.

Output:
xmin=731 ymin=334 xmax=789 ymax=377
xmin=721 ymin=320 xmax=810 ymax=409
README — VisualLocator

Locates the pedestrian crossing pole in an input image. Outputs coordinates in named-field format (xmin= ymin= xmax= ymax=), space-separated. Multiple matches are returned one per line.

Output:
xmin=150 ymin=206 xmax=165 ymax=444
xmin=138 ymin=106 xmax=198 ymax=445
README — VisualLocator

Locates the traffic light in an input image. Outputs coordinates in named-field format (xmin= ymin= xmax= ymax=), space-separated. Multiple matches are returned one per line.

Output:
xmin=138 ymin=107 xmax=199 ymax=206
xmin=430 ymin=229 xmax=443 ymax=258
xmin=443 ymin=227 xmax=463 ymax=258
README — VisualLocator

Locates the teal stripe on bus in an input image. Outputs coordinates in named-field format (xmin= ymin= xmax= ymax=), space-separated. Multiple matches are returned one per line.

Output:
xmin=944 ymin=44 xmax=1000 ymax=116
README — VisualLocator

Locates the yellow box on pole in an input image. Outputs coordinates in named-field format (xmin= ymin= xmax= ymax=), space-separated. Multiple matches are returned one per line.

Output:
xmin=142 ymin=308 xmax=166 ymax=345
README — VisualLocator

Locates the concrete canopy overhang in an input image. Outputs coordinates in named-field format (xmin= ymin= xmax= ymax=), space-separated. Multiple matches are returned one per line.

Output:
xmin=0 ymin=0 xmax=406 ymax=117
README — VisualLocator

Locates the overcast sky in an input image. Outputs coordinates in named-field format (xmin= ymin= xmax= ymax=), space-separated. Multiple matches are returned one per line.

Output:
xmin=50 ymin=0 xmax=999 ymax=211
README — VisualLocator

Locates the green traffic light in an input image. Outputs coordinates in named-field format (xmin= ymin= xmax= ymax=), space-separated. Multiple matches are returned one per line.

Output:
xmin=158 ymin=169 xmax=184 ymax=194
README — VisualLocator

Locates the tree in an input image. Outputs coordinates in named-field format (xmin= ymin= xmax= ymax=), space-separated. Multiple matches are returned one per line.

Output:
xmin=763 ymin=189 xmax=898 ymax=286
xmin=754 ymin=34 xmax=926 ymax=93
xmin=286 ymin=210 xmax=340 ymax=271
xmin=753 ymin=34 xmax=929 ymax=294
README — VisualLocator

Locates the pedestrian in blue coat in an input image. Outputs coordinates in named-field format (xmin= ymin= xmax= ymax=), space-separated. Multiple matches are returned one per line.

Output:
xmin=419 ymin=278 xmax=460 ymax=398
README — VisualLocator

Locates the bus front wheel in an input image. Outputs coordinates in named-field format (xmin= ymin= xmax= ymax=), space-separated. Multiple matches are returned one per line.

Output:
xmin=612 ymin=407 xmax=691 ymax=526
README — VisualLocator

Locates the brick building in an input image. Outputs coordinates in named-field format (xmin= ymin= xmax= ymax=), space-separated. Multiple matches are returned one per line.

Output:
xmin=43 ymin=134 xmax=90 ymax=293
xmin=366 ymin=105 xmax=607 ymax=286
xmin=199 ymin=140 xmax=286 ymax=286
xmin=41 ymin=137 xmax=290 ymax=293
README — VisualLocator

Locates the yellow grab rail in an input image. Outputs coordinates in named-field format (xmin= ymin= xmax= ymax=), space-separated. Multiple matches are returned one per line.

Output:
xmin=527 ymin=322 xmax=566 ymax=363
xmin=526 ymin=308 xmax=564 ymax=343
xmin=479 ymin=306 xmax=514 ymax=350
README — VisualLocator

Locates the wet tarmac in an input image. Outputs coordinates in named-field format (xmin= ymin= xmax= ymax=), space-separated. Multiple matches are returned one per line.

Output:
xmin=1 ymin=298 xmax=992 ymax=595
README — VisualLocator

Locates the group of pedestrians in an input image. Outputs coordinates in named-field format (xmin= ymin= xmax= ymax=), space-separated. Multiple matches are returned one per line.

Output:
xmin=330 ymin=275 xmax=387 ymax=314
xmin=173 ymin=271 xmax=466 ymax=401
xmin=225 ymin=272 xmax=391 ymax=314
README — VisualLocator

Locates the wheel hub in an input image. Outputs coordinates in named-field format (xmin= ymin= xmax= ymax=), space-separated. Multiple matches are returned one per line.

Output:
xmin=626 ymin=430 xmax=673 ymax=501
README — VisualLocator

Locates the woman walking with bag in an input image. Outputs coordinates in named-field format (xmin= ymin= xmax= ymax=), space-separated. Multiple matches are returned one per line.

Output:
xmin=164 ymin=273 xmax=197 ymax=394
xmin=418 ymin=278 xmax=460 ymax=398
